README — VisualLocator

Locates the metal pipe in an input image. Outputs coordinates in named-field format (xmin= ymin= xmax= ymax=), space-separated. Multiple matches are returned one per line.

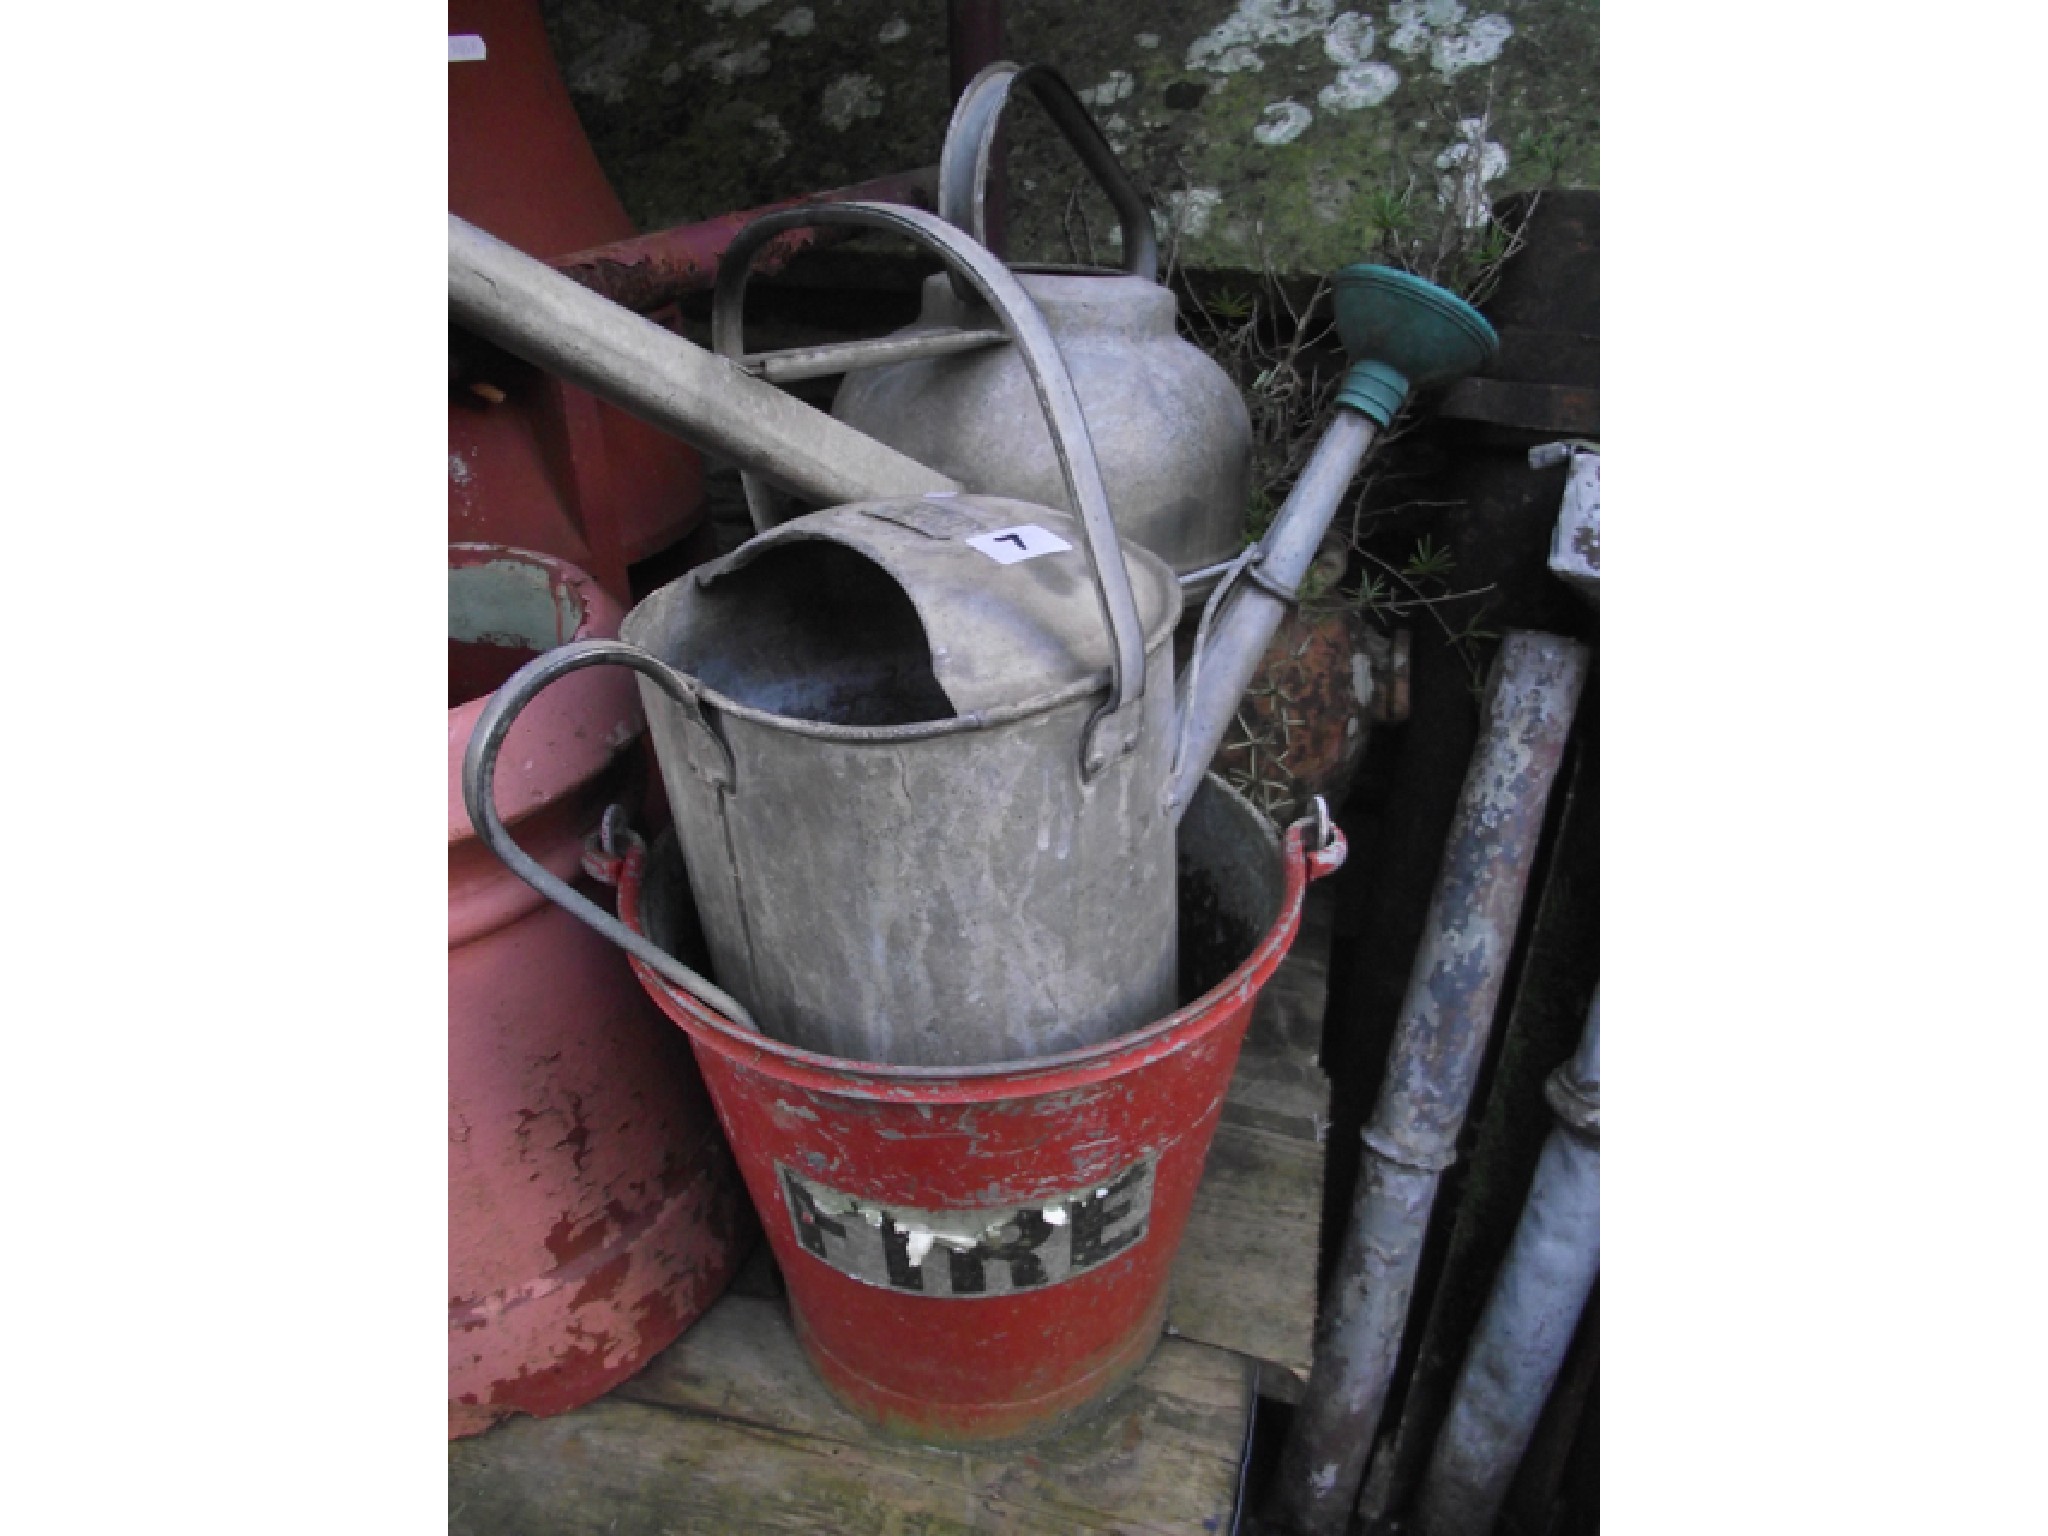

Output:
xmin=546 ymin=167 xmax=940 ymax=313
xmin=741 ymin=327 xmax=1007 ymax=385
xmin=449 ymin=213 xmax=962 ymax=508
xmin=1166 ymin=410 xmax=1379 ymax=822
xmin=1275 ymin=632 xmax=1589 ymax=1536
xmin=1410 ymin=990 xmax=1599 ymax=1536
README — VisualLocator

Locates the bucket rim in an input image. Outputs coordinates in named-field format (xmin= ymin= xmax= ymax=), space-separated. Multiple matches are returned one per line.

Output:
xmin=612 ymin=778 xmax=1342 ymax=1102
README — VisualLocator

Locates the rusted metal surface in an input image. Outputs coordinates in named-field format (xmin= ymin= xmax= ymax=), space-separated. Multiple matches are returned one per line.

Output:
xmin=1436 ymin=377 xmax=1599 ymax=437
xmin=448 ymin=545 xmax=752 ymax=1438
xmin=547 ymin=168 xmax=940 ymax=314
xmin=592 ymin=775 xmax=1343 ymax=1444
xmin=1216 ymin=604 xmax=1377 ymax=826
xmin=1275 ymin=631 xmax=1588 ymax=1535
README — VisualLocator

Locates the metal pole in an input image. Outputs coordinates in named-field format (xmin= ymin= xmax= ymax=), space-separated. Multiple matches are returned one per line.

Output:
xmin=1275 ymin=631 xmax=1589 ymax=1536
xmin=1167 ymin=409 xmax=1379 ymax=822
xmin=1410 ymin=991 xmax=1600 ymax=1536
xmin=448 ymin=213 xmax=962 ymax=508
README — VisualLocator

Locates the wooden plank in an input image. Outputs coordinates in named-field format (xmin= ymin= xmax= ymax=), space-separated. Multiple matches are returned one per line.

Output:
xmin=1169 ymin=1120 xmax=1324 ymax=1403
xmin=450 ymin=1293 xmax=1250 ymax=1536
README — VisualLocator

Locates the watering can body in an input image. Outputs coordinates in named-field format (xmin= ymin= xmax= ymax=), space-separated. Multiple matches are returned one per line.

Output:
xmin=621 ymin=494 xmax=1183 ymax=1064
xmin=460 ymin=187 xmax=1500 ymax=1072
xmin=833 ymin=270 xmax=1251 ymax=584
xmin=830 ymin=63 xmax=1250 ymax=587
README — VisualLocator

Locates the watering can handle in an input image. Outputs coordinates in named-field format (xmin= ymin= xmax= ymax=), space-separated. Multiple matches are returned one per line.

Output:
xmin=461 ymin=639 xmax=761 ymax=1029
xmin=939 ymin=62 xmax=1159 ymax=284
xmin=713 ymin=200 xmax=1149 ymax=778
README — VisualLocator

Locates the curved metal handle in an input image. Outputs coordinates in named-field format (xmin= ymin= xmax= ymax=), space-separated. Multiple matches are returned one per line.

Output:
xmin=713 ymin=200 xmax=1149 ymax=776
xmin=939 ymin=61 xmax=1159 ymax=284
xmin=461 ymin=638 xmax=760 ymax=1028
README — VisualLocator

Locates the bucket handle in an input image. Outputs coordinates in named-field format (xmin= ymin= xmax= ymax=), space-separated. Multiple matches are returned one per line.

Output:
xmin=939 ymin=61 xmax=1159 ymax=285
xmin=713 ymin=200 xmax=1149 ymax=778
xmin=460 ymin=638 xmax=761 ymax=1029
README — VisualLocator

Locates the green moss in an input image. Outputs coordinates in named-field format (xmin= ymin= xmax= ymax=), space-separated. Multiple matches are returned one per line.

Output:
xmin=540 ymin=0 xmax=1597 ymax=277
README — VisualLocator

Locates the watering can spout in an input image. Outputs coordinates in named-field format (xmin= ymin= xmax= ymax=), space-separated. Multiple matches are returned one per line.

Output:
xmin=1167 ymin=265 xmax=1496 ymax=820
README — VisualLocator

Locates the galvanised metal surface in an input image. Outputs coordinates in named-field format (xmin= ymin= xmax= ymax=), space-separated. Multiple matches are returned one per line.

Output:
xmin=1276 ymin=631 xmax=1588 ymax=1536
xmin=1166 ymin=265 xmax=1497 ymax=822
xmin=595 ymin=775 xmax=1344 ymax=1444
xmin=831 ymin=64 xmax=1252 ymax=583
xmin=1412 ymin=991 xmax=1600 ymax=1536
xmin=467 ymin=201 xmax=1189 ymax=1067
xmin=447 ymin=545 xmax=751 ymax=1439
xmin=447 ymin=212 xmax=961 ymax=510
xmin=596 ymin=491 xmax=1181 ymax=1066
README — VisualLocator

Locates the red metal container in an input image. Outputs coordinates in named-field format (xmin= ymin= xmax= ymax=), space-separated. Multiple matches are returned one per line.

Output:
xmin=449 ymin=544 xmax=752 ymax=1439
xmin=448 ymin=0 xmax=704 ymax=597
xmin=597 ymin=781 xmax=1344 ymax=1443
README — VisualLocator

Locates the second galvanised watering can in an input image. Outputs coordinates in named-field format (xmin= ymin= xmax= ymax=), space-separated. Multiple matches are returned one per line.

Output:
xmin=826 ymin=63 xmax=1254 ymax=595
xmin=462 ymin=200 xmax=1498 ymax=1069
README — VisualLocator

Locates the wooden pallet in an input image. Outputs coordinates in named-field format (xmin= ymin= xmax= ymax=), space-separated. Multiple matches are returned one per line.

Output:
xmin=450 ymin=891 xmax=1333 ymax=1535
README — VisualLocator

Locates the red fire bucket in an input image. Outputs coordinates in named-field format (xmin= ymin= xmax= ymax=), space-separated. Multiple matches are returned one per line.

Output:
xmin=592 ymin=777 xmax=1344 ymax=1444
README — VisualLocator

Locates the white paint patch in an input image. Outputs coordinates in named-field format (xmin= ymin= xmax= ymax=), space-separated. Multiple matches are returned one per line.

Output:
xmin=1101 ymin=112 xmax=1133 ymax=155
xmin=820 ymin=72 xmax=884 ymax=130
xmin=1042 ymin=1205 xmax=1070 ymax=1226
xmin=689 ymin=37 xmax=770 ymax=84
xmin=449 ymin=452 xmax=473 ymax=487
xmin=1320 ymin=62 xmax=1400 ymax=110
xmin=1162 ymin=187 xmax=1224 ymax=238
xmin=1252 ymin=99 xmax=1314 ymax=146
xmin=903 ymin=1227 xmax=936 ymax=1267
xmin=754 ymin=113 xmax=791 ymax=160
xmin=1323 ymin=12 xmax=1375 ymax=66
xmin=1435 ymin=117 xmax=1509 ymax=227
xmin=1187 ymin=0 xmax=1337 ymax=75
xmin=1080 ymin=69 xmax=1135 ymax=107
xmin=878 ymin=16 xmax=910 ymax=44
xmin=1135 ymin=32 xmax=1161 ymax=49
xmin=772 ymin=7 xmax=815 ymax=38
xmin=448 ymin=35 xmax=486 ymax=63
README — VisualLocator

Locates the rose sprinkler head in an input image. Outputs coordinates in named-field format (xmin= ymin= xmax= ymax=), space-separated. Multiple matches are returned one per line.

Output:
xmin=1330 ymin=265 xmax=1499 ymax=425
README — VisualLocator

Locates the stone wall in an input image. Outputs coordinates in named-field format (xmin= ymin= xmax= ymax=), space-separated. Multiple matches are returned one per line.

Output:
xmin=541 ymin=0 xmax=1596 ymax=277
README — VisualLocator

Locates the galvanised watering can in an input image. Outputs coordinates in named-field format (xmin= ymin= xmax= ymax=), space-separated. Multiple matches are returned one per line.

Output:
xmin=462 ymin=200 xmax=1497 ymax=1068
xmin=826 ymin=63 xmax=1254 ymax=596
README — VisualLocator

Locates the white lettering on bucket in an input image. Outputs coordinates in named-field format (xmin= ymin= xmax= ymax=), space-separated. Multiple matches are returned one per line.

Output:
xmin=777 ymin=1156 xmax=1154 ymax=1298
